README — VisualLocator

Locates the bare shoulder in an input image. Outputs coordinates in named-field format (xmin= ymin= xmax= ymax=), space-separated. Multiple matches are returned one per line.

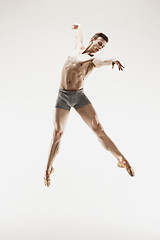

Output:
xmin=70 ymin=50 xmax=96 ymax=64
xmin=92 ymin=57 xmax=103 ymax=67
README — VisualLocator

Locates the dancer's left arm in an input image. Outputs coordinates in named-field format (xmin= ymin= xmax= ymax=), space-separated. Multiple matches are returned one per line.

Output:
xmin=92 ymin=58 xmax=125 ymax=71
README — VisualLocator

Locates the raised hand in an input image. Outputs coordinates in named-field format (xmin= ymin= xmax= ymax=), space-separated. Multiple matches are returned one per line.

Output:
xmin=112 ymin=61 xmax=125 ymax=71
xmin=72 ymin=24 xmax=80 ymax=30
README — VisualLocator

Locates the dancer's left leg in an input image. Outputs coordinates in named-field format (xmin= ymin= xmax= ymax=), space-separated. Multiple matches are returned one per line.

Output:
xmin=75 ymin=103 xmax=134 ymax=177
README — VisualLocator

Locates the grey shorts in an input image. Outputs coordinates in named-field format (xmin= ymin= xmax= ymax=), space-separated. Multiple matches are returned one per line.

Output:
xmin=55 ymin=88 xmax=91 ymax=110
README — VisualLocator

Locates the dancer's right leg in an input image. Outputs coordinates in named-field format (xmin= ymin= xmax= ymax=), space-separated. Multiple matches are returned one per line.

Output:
xmin=44 ymin=108 xmax=70 ymax=187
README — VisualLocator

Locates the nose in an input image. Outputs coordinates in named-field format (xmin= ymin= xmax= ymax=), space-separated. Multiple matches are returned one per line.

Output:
xmin=98 ymin=44 xmax=102 ymax=49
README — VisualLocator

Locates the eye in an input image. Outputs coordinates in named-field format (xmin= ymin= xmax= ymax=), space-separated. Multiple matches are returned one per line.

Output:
xmin=98 ymin=41 xmax=102 ymax=47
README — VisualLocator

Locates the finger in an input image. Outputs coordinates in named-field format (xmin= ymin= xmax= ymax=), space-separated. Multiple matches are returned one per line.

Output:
xmin=119 ymin=65 xmax=124 ymax=70
xmin=119 ymin=63 xmax=124 ymax=68
xmin=72 ymin=24 xmax=78 ymax=29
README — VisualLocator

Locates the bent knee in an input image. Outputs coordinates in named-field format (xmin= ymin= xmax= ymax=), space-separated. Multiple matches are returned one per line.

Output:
xmin=53 ymin=128 xmax=63 ymax=140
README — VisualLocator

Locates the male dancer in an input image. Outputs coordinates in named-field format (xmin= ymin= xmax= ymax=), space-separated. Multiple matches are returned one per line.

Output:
xmin=44 ymin=24 xmax=135 ymax=187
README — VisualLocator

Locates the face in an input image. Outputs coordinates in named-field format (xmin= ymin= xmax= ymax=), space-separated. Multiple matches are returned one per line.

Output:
xmin=90 ymin=37 xmax=107 ymax=53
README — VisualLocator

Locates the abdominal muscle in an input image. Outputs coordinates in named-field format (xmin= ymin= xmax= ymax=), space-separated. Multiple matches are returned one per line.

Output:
xmin=60 ymin=69 xmax=84 ymax=90
xmin=60 ymin=53 xmax=94 ymax=91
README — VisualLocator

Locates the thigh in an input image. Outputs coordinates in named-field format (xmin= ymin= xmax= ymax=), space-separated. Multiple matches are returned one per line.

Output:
xmin=75 ymin=103 xmax=99 ymax=129
xmin=73 ymin=92 xmax=91 ymax=110
xmin=54 ymin=107 xmax=70 ymax=132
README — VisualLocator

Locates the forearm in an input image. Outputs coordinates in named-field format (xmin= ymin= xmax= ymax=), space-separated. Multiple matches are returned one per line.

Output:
xmin=72 ymin=23 xmax=84 ymax=50
xmin=93 ymin=58 xmax=117 ymax=68
xmin=75 ymin=24 xmax=83 ymax=46
xmin=103 ymin=59 xmax=117 ymax=66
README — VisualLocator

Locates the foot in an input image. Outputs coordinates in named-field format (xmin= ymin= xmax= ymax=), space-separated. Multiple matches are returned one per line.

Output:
xmin=117 ymin=159 xmax=135 ymax=177
xmin=44 ymin=166 xmax=54 ymax=187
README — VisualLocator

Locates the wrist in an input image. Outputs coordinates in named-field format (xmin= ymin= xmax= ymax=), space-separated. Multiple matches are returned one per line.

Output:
xmin=112 ymin=58 xmax=117 ymax=64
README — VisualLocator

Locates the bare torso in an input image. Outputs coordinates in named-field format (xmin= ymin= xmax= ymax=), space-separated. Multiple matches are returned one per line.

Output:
xmin=60 ymin=50 xmax=96 ymax=91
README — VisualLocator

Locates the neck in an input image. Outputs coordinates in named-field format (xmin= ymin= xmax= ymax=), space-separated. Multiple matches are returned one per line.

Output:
xmin=82 ymin=43 xmax=94 ymax=56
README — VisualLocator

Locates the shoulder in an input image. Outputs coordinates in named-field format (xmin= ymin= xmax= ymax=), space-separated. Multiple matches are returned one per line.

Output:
xmin=92 ymin=58 xmax=103 ymax=68
xmin=72 ymin=49 xmax=84 ymax=55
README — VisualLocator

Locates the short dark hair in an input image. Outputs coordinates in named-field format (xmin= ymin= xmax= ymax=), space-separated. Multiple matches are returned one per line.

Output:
xmin=91 ymin=32 xmax=109 ymax=43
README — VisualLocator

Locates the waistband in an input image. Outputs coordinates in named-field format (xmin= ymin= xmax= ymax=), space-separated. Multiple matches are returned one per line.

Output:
xmin=59 ymin=88 xmax=84 ymax=93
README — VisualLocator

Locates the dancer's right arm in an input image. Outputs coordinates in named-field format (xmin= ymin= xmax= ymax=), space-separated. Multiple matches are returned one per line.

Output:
xmin=72 ymin=23 xmax=85 ymax=51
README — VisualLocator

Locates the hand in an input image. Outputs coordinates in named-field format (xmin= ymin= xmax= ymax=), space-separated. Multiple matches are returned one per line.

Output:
xmin=112 ymin=60 xmax=125 ymax=71
xmin=44 ymin=166 xmax=54 ymax=187
xmin=71 ymin=24 xmax=80 ymax=30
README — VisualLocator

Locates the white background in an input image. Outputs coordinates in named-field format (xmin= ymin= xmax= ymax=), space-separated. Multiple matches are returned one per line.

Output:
xmin=0 ymin=0 xmax=160 ymax=239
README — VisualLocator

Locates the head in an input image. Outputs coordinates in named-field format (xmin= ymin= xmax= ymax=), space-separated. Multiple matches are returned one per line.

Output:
xmin=89 ymin=32 xmax=109 ymax=53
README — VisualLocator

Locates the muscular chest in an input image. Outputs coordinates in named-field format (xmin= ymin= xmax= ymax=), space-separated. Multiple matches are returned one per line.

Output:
xmin=65 ymin=57 xmax=93 ymax=74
